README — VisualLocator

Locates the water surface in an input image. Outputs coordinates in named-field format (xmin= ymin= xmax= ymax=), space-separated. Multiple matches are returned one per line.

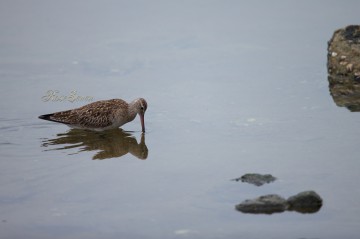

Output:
xmin=1 ymin=1 xmax=360 ymax=239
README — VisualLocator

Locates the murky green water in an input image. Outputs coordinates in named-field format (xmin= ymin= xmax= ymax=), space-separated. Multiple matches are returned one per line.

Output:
xmin=1 ymin=1 xmax=360 ymax=238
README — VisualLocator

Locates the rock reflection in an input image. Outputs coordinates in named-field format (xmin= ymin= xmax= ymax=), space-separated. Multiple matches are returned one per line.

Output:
xmin=41 ymin=129 xmax=148 ymax=160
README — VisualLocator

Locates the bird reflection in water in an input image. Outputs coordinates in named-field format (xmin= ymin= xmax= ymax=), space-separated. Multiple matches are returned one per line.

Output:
xmin=41 ymin=128 xmax=148 ymax=160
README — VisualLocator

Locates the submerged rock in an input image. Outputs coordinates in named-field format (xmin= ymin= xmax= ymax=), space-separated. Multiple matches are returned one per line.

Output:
xmin=327 ymin=25 xmax=360 ymax=111
xmin=231 ymin=173 xmax=276 ymax=186
xmin=235 ymin=194 xmax=287 ymax=214
xmin=235 ymin=191 xmax=323 ymax=215
xmin=287 ymin=191 xmax=323 ymax=213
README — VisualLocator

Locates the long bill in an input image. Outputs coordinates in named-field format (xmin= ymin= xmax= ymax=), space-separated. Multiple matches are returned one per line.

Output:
xmin=140 ymin=113 xmax=145 ymax=132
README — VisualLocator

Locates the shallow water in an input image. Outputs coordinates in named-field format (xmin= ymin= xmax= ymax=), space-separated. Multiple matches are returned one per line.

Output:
xmin=1 ymin=1 xmax=360 ymax=238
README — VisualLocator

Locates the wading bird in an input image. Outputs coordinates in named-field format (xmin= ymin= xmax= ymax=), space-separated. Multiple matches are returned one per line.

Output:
xmin=39 ymin=98 xmax=147 ymax=132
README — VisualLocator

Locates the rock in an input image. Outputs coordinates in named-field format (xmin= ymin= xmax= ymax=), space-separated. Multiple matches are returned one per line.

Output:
xmin=287 ymin=191 xmax=323 ymax=213
xmin=231 ymin=173 xmax=276 ymax=186
xmin=235 ymin=194 xmax=288 ymax=214
xmin=327 ymin=25 xmax=360 ymax=111
xmin=235 ymin=191 xmax=323 ymax=214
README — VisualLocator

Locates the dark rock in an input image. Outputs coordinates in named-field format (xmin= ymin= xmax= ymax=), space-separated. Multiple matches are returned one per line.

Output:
xmin=343 ymin=25 xmax=360 ymax=42
xmin=327 ymin=25 xmax=360 ymax=112
xmin=354 ymin=75 xmax=360 ymax=83
xmin=231 ymin=173 xmax=276 ymax=186
xmin=235 ymin=191 xmax=323 ymax=215
xmin=235 ymin=194 xmax=288 ymax=214
xmin=287 ymin=191 xmax=323 ymax=214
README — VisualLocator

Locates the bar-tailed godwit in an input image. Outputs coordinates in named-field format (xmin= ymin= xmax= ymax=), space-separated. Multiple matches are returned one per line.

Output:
xmin=39 ymin=98 xmax=147 ymax=132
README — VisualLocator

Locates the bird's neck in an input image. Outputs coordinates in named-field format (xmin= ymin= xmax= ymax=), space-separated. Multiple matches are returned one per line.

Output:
xmin=127 ymin=101 xmax=139 ymax=121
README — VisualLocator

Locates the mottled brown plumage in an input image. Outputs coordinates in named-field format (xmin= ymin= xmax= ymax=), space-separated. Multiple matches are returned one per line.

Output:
xmin=39 ymin=98 xmax=147 ymax=132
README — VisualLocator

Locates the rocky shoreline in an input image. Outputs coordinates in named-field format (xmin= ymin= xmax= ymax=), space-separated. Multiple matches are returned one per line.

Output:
xmin=328 ymin=25 xmax=360 ymax=111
